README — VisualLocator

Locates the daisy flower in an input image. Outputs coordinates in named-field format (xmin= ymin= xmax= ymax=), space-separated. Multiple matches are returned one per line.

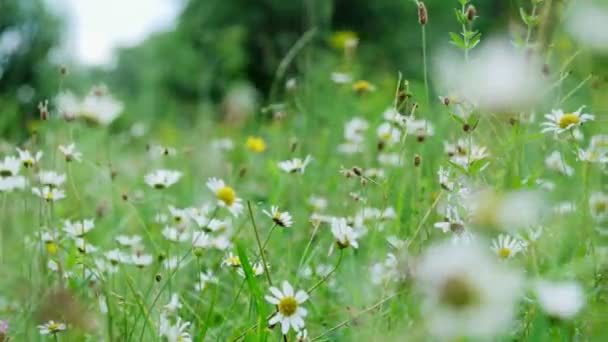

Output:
xmin=545 ymin=151 xmax=574 ymax=176
xmin=376 ymin=122 xmax=401 ymax=146
xmin=222 ymin=252 xmax=241 ymax=268
xmin=79 ymin=85 xmax=124 ymax=126
xmin=352 ymin=80 xmax=376 ymax=93
xmin=163 ymin=293 xmax=182 ymax=314
xmin=541 ymin=107 xmax=594 ymax=134
xmin=0 ymin=176 xmax=26 ymax=193
xmin=211 ymin=138 xmax=234 ymax=151
xmin=415 ymin=240 xmax=522 ymax=340
xmin=16 ymin=148 xmax=42 ymax=168
xmin=131 ymin=252 xmax=154 ymax=268
xmin=237 ymin=262 xmax=266 ymax=278
xmin=577 ymin=147 xmax=608 ymax=163
xmin=206 ymin=178 xmax=243 ymax=216
xmin=145 ymin=169 xmax=182 ymax=189
xmin=63 ymin=219 xmax=95 ymax=237
xmin=162 ymin=226 xmax=190 ymax=243
xmin=434 ymin=206 xmax=466 ymax=234
xmin=296 ymin=329 xmax=309 ymax=342
xmin=32 ymin=186 xmax=65 ymax=202
xmin=263 ymin=206 xmax=293 ymax=228
xmin=331 ymin=218 xmax=359 ymax=249
xmin=330 ymin=72 xmax=352 ymax=84
xmin=105 ymin=249 xmax=129 ymax=265
xmin=159 ymin=314 xmax=192 ymax=342
xmin=38 ymin=171 xmax=66 ymax=188
xmin=38 ymin=320 xmax=67 ymax=335
xmin=191 ymin=231 xmax=213 ymax=250
xmin=534 ymin=280 xmax=584 ymax=320
xmin=490 ymin=234 xmax=525 ymax=259
xmin=115 ymin=234 xmax=142 ymax=247
xmin=344 ymin=117 xmax=369 ymax=143
xmin=265 ymin=280 xmax=309 ymax=335
xmin=194 ymin=270 xmax=219 ymax=291
xmin=405 ymin=118 xmax=435 ymax=141
xmin=58 ymin=143 xmax=83 ymax=162
xmin=278 ymin=156 xmax=312 ymax=174
xmin=589 ymin=192 xmax=608 ymax=221
xmin=0 ymin=156 xmax=20 ymax=177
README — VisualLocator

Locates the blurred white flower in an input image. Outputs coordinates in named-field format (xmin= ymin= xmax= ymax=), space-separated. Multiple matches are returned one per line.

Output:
xmin=159 ymin=314 xmax=192 ymax=342
xmin=278 ymin=156 xmax=312 ymax=174
xmin=545 ymin=151 xmax=574 ymax=176
xmin=206 ymin=178 xmax=243 ymax=216
xmin=38 ymin=170 xmax=66 ymax=188
xmin=490 ymin=234 xmax=525 ymax=259
xmin=145 ymin=169 xmax=182 ymax=189
xmin=415 ymin=240 xmax=522 ymax=339
xmin=435 ymin=38 xmax=545 ymax=112
xmin=16 ymin=148 xmax=42 ymax=168
xmin=589 ymin=192 xmax=608 ymax=221
xmin=535 ymin=280 xmax=584 ymax=320
xmin=565 ymin=2 xmax=608 ymax=52
xmin=0 ymin=156 xmax=20 ymax=177
xmin=263 ymin=206 xmax=293 ymax=228
xmin=541 ymin=107 xmax=594 ymax=135
xmin=58 ymin=143 xmax=83 ymax=162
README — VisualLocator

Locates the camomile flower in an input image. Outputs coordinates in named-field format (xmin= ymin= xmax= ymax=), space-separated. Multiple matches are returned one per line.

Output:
xmin=545 ymin=151 xmax=574 ymax=176
xmin=344 ymin=117 xmax=369 ymax=143
xmin=246 ymin=136 xmax=267 ymax=153
xmin=534 ymin=280 xmax=584 ymax=320
xmin=191 ymin=231 xmax=213 ymax=251
xmin=162 ymin=226 xmax=190 ymax=243
xmin=211 ymin=138 xmax=234 ymax=151
xmin=541 ymin=107 xmax=594 ymax=135
xmin=58 ymin=144 xmax=83 ymax=162
xmin=38 ymin=171 xmax=66 ymax=188
xmin=222 ymin=252 xmax=241 ymax=268
xmin=38 ymin=320 xmax=67 ymax=335
xmin=237 ymin=262 xmax=266 ymax=278
xmin=63 ymin=219 xmax=95 ymax=237
xmin=73 ymin=237 xmax=98 ymax=254
xmin=32 ymin=186 xmax=65 ymax=202
xmin=163 ymin=293 xmax=182 ymax=314
xmin=16 ymin=148 xmax=42 ymax=168
xmin=145 ymin=169 xmax=182 ymax=189
xmin=330 ymin=72 xmax=352 ymax=84
xmin=377 ymin=153 xmax=402 ymax=167
xmin=438 ymin=166 xmax=455 ymax=191
xmin=405 ymin=118 xmax=435 ymax=141
xmin=206 ymin=178 xmax=243 ymax=216
xmin=206 ymin=218 xmax=231 ymax=232
xmin=337 ymin=141 xmax=363 ymax=154
xmin=376 ymin=122 xmax=401 ymax=146
xmin=308 ymin=196 xmax=328 ymax=212
xmin=105 ymin=249 xmax=129 ymax=265
xmin=265 ymin=280 xmax=309 ymax=335
xmin=589 ymin=192 xmax=608 ymax=221
xmin=0 ymin=156 xmax=20 ymax=177
xmin=131 ymin=252 xmax=154 ymax=268
xmin=79 ymin=85 xmax=124 ymax=126
xmin=415 ymin=240 xmax=522 ymax=340
xmin=159 ymin=314 xmax=192 ymax=342
xmin=331 ymin=218 xmax=359 ymax=249
xmin=278 ymin=155 xmax=312 ymax=174
xmin=167 ymin=206 xmax=190 ymax=224
xmin=115 ymin=234 xmax=142 ymax=247
xmin=296 ymin=328 xmax=309 ymax=342
xmin=194 ymin=270 xmax=219 ymax=291
xmin=0 ymin=176 xmax=26 ymax=192
xmin=383 ymin=108 xmax=407 ymax=126
xmin=148 ymin=144 xmax=177 ymax=158
xmin=263 ymin=206 xmax=293 ymax=228
xmin=577 ymin=147 xmax=608 ymax=163
xmin=163 ymin=257 xmax=184 ymax=271
xmin=434 ymin=206 xmax=466 ymax=234
xmin=490 ymin=234 xmax=525 ymax=259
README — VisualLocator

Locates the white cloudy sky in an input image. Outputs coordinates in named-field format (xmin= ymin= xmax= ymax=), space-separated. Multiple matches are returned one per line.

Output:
xmin=48 ymin=0 xmax=183 ymax=65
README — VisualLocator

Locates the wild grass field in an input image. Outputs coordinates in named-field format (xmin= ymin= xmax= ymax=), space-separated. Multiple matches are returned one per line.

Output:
xmin=1 ymin=0 xmax=608 ymax=341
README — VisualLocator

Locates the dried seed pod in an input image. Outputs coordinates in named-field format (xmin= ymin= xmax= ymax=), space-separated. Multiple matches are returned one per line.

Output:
xmin=418 ymin=1 xmax=428 ymax=25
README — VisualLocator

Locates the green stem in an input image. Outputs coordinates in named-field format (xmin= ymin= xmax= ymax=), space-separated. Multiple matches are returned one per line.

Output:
xmin=307 ymin=250 xmax=343 ymax=294
xmin=421 ymin=25 xmax=430 ymax=105
xmin=247 ymin=201 xmax=273 ymax=286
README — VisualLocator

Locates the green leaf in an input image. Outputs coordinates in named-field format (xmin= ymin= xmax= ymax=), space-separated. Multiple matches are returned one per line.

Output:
xmin=449 ymin=32 xmax=465 ymax=49
xmin=236 ymin=243 xmax=270 ymax=338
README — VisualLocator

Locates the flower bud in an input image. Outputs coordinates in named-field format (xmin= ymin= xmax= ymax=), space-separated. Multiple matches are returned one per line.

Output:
xmin=418 ymin=2 xmax=428 ymax=25
xmin=466 ymin=5 xmax=477 ymax=22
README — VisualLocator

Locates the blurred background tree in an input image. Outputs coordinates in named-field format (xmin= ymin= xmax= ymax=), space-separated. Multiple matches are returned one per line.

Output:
xmin=0 ymin=0 xmax=63 ymax=140
xmin=1 ymin=0 xmax=512 ymax=135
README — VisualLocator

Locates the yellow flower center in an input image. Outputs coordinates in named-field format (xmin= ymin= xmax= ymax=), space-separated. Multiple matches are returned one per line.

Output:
xmin=217 ymin=186 xmax=236 ymax=205
xmin=48 ymin=323 xmax=60 ymax=331
xmin=498 ymin=247 xmax=511 ymax=259
xmin=46 ymin=242 xmax=58 ymax=254
xmin=558 ymin=113 xmax=580 ymax=129
xmin=278 ymin=296 xmax=298 ymax=316
xmin=352 ymin=80 xmax=374 ymax=92
xmin=227 ymin=256 xmax=241 ymax=267
xmin=594 ymin=201 xmax=607 ymax=214
xmin=46 ymin=192 xmax=54 ymax=201
xmin=439 ymin=276 xmax=479 ymax=309
xmin=246 ymin=137 xmax=266 ymax=153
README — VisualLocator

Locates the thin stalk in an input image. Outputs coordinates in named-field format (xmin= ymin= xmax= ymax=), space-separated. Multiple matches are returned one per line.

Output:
xmin=421 ymin=25 xmax=430 ymax=105
xmin=247 ymin=201 xmax=273 ymax=286
xmin=307 ymin=250 xmax=343 ymax=294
